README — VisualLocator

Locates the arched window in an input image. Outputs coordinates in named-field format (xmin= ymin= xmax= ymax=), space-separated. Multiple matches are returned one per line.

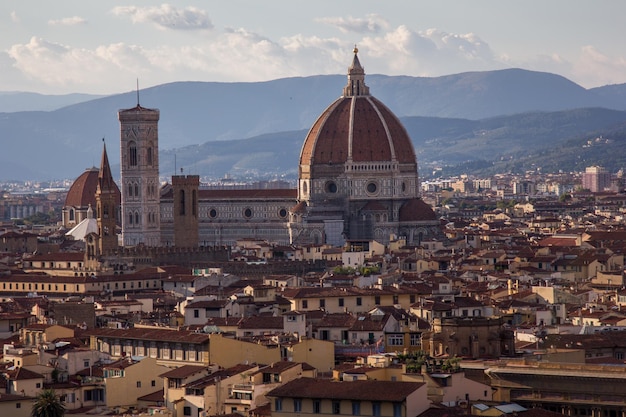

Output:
xmin=147 ymin=145 xmax=153 ymax=166
xmin=129 ymin=141 xmax=138 ymax=166
xmin=135 ymin=212 xmax=140 ymax=225
xmin=180 ymin=190 xmax=186 ymax=215
xmin=69 ymin=208 xmax=75 ymax=221
xmin=128 ymin=212 xmax=133 ymax=225
xmin=103 ymin=204 xmax=109 ymax=218
xmin=134 ymin=184 xmax=139 ymax=197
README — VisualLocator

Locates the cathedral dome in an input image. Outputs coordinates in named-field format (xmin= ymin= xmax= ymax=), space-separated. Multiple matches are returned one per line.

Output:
xmin=64 ymin=168 xmax=99 ymax=208
xmin=299 ymin=49 xmax=416 ymax=167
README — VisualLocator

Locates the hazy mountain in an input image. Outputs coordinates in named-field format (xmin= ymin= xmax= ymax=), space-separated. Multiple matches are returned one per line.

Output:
xmin=0 ymin=91 xmax=104 ymax=112
xmin=161 ymin=108 xmax=626 ymax=181
xmin=2 ymin=68 xmax=626 ymax=181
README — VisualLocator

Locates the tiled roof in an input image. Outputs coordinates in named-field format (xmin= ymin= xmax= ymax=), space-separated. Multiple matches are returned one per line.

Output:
xmin=185 ymin=364 xmax=256 ymax=389
xmin=26 ymin=252 xmax=86 ymax=262
xmin=0 ymin=393 xmax=35 ymax=402
xmin=399 ymin=198 xmax=438 ymax=222
xmin=315 ymin=313 xmax=357 ymax=328
xmin=348 ymin=314 xmax=389 ymax=331
xmin=137 ymin=388 xmax=164 ymax=402
xmin=185 ymin=300 xmax=229 ymax=309
xmin=537 ymin=237 xmax=578 ymax=247
xmin=6 ymin=367 xmax=44 ymax=380
xmin=252 ymin=361 xmax=299 ymax=375
xmin=159 ymin=365 xmax=206 ymax=379
xmin=267 ymin=377 xmax=424 ymax=401
xmin=238 ymin=316 xmax=284 ymax=330
xmin=84 ymin=327 xmax=210 ymax=344
xmin=191 ymin=189 xmax=297 ymax=200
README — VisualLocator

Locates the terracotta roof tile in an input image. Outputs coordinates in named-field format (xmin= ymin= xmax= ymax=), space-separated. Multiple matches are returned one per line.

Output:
xmin=267 ymin=377 xmax=423 ymax=402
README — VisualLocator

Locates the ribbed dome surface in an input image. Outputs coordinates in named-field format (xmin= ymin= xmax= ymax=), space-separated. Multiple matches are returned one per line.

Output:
xmin=300 ymin=95 xmax=416 ymax=166
xmin=64 ymin=168 xmax=99 ymax=207
xmin=300 ymin=48 xmax=416 ymax=169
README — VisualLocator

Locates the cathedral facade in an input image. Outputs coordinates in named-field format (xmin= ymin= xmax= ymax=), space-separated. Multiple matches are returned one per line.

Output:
xmin=63 ymin=49 xmax=439 ymax=249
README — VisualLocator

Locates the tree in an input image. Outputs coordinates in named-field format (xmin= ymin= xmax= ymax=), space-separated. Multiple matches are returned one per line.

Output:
xmin=32 ymin=389 xmax=65 ymax=417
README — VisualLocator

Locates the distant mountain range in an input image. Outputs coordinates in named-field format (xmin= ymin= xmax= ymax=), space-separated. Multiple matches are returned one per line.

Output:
xmin=2 ymin=68 xmax=626 ymax=181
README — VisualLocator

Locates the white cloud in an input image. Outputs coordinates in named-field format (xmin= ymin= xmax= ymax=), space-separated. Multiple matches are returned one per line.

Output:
xmin=498 ymin=46 xmax=626 ymax=88
xmin=316 ymin=14 xmax=388 ymax=34
xmin=7 ymin=37 xmax=151 ymax=92
xmin=10 ymin=11 xmax=19 ymax=23
xmin=356 ymin=26 xmax=501 ymax=77
xmin=111 ymin=3 xmax=213 ymax=30
xmin=3 ymin=25 xmax=503 ymax=93
xmin=7 ymin=20 xmax=624 ymax=94
xmin=48 ymin=16 xmax=87 ymax=26
xmin=572 ymin=46 xmax=626 ymax=87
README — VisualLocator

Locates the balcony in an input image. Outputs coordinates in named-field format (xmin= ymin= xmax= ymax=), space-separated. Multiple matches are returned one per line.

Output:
xmin=226 ymin=386 xmax=253 ymax=405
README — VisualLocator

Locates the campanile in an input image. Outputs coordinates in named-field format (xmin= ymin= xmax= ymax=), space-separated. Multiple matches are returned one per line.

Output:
xmin=118 ymin=103 xmax=161 ymax=247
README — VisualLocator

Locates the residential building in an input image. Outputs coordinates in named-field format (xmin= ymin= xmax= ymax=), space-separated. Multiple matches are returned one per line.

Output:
xmin=0 ymin=393 xmax=33 ymax=417
xmin=266 ymin=377 xmax=430 ymax=417
xmin=101 ymin=357 xmax=169 ymax=408
xmin=582 ymin=166 xmax=611 ymax=193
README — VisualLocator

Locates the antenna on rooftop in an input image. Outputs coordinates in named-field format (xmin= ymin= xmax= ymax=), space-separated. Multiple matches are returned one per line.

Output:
xmin=136 ymin=78 xmax=140 ymax=106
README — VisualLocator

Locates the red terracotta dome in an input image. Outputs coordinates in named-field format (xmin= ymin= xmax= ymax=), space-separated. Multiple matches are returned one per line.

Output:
xmin=64 ymin=168 xmax=99 ymax=207
xmin=300 ymin=96 xmax=416 ymax=166
xmin=398 ymin=198 xmax=438 ymax=222
xmin=300 ymin=48 xmax=416 ymax=168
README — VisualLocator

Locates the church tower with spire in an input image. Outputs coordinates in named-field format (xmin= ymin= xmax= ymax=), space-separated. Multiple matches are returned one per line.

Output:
xmin=118 ymin=100 xmax=161 ymax=247
xmin=95 ymin=141 xmax=120 ymax=253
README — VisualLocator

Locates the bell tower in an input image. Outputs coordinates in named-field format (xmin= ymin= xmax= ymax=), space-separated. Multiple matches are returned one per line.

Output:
xmin=172 ymin=174 xmax=200 ymax=247
xmin=95 ymin=141 xmax=119 ymax=252
xmin=118 ymin=102 xmax=161 ymax=247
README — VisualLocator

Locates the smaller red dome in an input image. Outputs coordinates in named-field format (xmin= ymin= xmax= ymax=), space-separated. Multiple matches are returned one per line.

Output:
xmin=399 ymin=198 xmax=437 ymax=222
xmin=64 ymin=168 xmax=99 ymax=207
xmin=291 ymin=201 xmax=307 ymax=213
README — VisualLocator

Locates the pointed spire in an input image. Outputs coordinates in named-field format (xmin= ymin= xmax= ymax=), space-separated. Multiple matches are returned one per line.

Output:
xmin=98 ymin=139 xmax=115 ymax=192
xmin=343 ymin=45 xmax=370 ymax=97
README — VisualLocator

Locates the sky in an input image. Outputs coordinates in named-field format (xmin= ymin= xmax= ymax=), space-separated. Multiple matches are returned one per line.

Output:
xmin=2 ymin=1 xmax=626 ymax=95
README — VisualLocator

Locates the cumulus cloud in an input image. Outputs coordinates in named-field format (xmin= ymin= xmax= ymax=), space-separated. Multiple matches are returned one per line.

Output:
xmin=3 ymin=24 xmax=504 ymax=93
xmin=316 ymin=14 xmax=388 ymax=34
xmin=48 ymin=16 xmax=87 ymax=26
xmin=355 ymin=26 xmax=501 ymax=77
xmin=111 ymin=3 xmax=212 ymax=30
xmin=10 ymin=20 xmax=621 ymax=94
xmin=7 ymin=37 xmax=150 ymax=92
